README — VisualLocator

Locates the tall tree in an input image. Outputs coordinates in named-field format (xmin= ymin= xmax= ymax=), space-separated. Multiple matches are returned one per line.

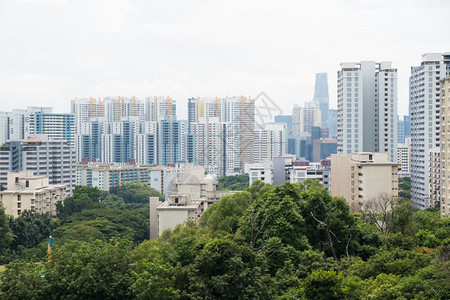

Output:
xmin=0 ymin=203 xmax=13 ymax=252
xmin=9 ymin=211 xmax=52 ymax=250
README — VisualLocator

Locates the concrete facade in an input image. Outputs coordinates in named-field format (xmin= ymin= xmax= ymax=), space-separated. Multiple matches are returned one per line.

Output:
xmin=440 ymin=77 xmax=450 ymax=215
xmin=337 ymin=61 xmax=398 ymax=162
xmin=0 ymin=172 xmax=66 ymax=218
xmin=331 ymin=153 xmax=399 ymax=211
xmin=410 ymin=53 xmax=450 ymax=209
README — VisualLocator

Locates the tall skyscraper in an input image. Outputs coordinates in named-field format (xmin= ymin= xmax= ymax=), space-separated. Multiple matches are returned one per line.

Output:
xmin=410 ymin=53 xmax=450 ymax=209
xmin=313 ymin=73 xmax=329 ymax=128
xmin=337 ymin=61 xmax=398 ymax=162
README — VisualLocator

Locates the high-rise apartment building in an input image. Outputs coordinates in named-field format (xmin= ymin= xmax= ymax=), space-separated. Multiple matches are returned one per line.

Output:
xmin=337 ymin=61 xmax=398 ymax=162
xmin=429 ymin=148 xmax=441 ymax=208
xmin=313 ymin=73 xmax=329 ymax=128
xmin=71 ymin=98 xmax=105 ymax=133
xmin=221 ymin=96 xmax=255 ymax=172
xmin=440 ymin=76 xmax=450 ymax=215
xmin=190 ymin=117 xmax=229 ymax=175
xmin=187 ymin=97 xmax=221 ymax=125
xmin=253 ymin=122 xmax=286 ymax=164
xmin=397 ymin=143 xmax=411 ymax=177
xmin=26 ymin=112 xmax=74 ymax=145
xmin=292 ymin=104 xmax=321 ymax=135
xmin=0 ymin=135 xmax=76 ymax=194
xmin=102 ymin=118 xmax=140 ymax=164
xmin=158 ymin=116 xmax=184 ymax=166
xmin=0 ymin=107 xmax=53 ymax=144
xmin=75 ymin=119 xmax=107 ymax=162
xmin=145 ymin=96 xmax=176 ymax=122
xmin=103 ymin=97 xmax=145 ymax=122
xmin=410 ymin=53 xmax=450 ymax=209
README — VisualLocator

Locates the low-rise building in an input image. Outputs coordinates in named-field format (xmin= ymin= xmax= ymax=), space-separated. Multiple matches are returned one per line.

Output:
xmin=149 ymin=166 xmax=236 ymax=238
xmin=0 ymin=172 xmax=67 ymax=218
xmin=76 ymin=162 xmax=193 ymax=196
xmin=153 ymin=195 xmax=203 ymax=237
xmin=245 ymin=156 xmax=331 ymax=191
xmin=331 ymin=153 xmax=399 ymax=211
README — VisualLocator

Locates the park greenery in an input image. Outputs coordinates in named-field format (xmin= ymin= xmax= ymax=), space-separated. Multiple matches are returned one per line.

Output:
xmin=0 ymin=178 xmax=449 ymax=299
xmin=217 ymin=173 xmax=250 ymax=191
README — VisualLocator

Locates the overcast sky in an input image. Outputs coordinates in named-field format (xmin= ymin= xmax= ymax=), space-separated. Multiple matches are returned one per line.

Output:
xmin=1 ymin=0 xmax=449 ymax=119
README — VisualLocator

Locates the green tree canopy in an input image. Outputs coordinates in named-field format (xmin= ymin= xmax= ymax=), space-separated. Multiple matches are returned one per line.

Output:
xmin=110 ymin=182 xmax=163 ymax=204
xmin=216 ymin=173 xmax=249 ymax=191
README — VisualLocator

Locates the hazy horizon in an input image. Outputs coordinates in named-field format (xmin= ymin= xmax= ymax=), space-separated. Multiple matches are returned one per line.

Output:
xmin=1 ymin=0 xmax=450 ymax=119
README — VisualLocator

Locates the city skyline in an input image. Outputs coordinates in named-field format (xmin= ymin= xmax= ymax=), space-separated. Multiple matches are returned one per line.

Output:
xmin=2 ymin=1 xmax=450 ymax=118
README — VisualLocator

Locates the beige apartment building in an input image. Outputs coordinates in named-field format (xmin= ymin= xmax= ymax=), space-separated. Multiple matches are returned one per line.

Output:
xmin=440 ymin=77 xmax=450 ymax=215
xmin=331 ymin=153 xmax=399 ymax=211
xmin=0 ymin=172 xmax=67 ymax=218
xmin=429 ymin=148 xmax=441 ymax=209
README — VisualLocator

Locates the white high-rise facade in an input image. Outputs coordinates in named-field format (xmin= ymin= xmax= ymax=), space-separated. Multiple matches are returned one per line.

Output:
xmin=397 ymin=143 xmax=411 ymax=177
xmin=221 ymin=96 xmax=255 ymax=172
xmin=190 ymin=117 xmax=230 ymax=176
xmin=410 ymin=53 xmax=450 ymax=209
xmin=0 ymin=107 xmax=53 ymax=144
xmin=291 ymin=104 xmax=321 ymax=135
xmin=253 ymin=122 xmax=287 ymax=163
xmin=145 ymin=96 xmax=176 ymax=122
xmin=337 ymin=61 xmax=398 ymax=162
xmin=303 ymin=102 xmax=321 ymax=134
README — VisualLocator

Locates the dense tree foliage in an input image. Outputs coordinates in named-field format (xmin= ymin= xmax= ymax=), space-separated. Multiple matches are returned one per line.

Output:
xmin=1 ymin=180 xmax=449 ymax=299
xmin=216 ymin=173 xmax=250 ymax=190
xmin=110 ymin=182 xmax=164 ymax=205
xmin=0 ymin=203 xmax=13 ymax=253
xmin=399 ymin=176 xmax=411 ymax=200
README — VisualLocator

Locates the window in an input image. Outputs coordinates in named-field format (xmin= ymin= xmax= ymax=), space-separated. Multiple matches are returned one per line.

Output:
xmin=26 ymin=181 xmax=29 ymax=188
